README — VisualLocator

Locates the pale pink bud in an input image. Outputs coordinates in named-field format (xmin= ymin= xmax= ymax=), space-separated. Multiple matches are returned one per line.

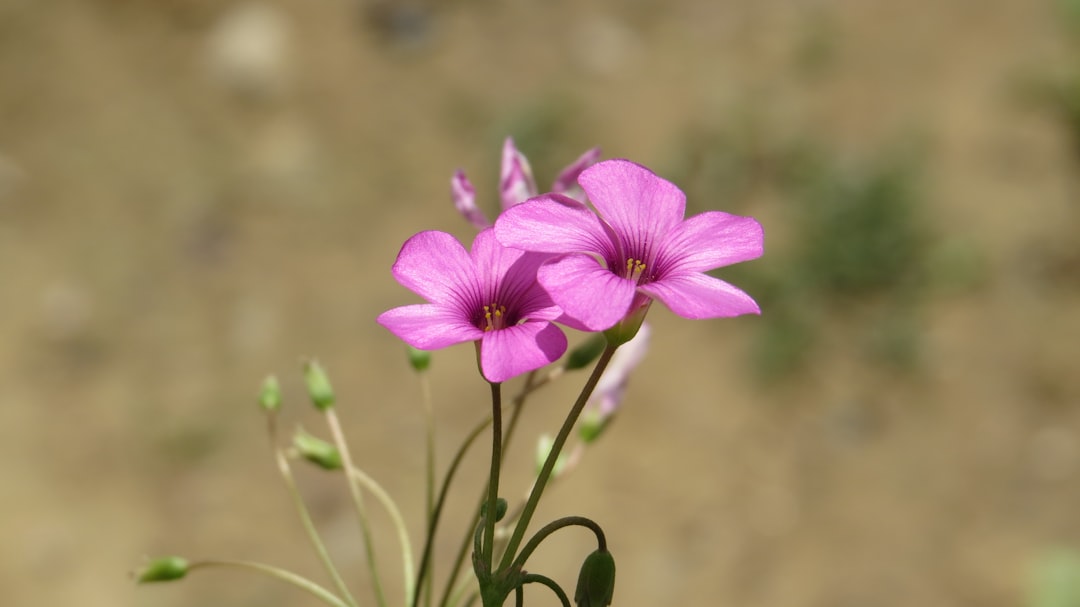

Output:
xmin=451 ymin=169 xmax=490 ymax=229
xmin=499 ymin=137 xmax=538 ymax=210
xmin=580 ymin=322 xmax=651 ymax=443
xmin=552 ymin=147 xmax=601 ymax=202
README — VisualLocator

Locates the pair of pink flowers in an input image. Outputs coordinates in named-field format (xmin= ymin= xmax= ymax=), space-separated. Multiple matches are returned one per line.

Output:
xmin=377 ymin=141 xmax=764 ymax=383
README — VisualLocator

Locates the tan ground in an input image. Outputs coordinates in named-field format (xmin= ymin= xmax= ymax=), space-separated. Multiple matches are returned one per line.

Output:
xmin=1 ymin=1 xmax=1079 ymax=606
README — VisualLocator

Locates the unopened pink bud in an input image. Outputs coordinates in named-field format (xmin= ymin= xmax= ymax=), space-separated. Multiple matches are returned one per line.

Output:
xmin=451 ymin=170 xmax=490 ymax=229
xmin=499 ymin=138 xmax=537 ymax=210
xmin=552 ymin=147 xmax=601 ymax=202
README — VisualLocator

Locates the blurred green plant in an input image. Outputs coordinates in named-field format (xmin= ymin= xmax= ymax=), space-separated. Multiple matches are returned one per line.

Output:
xmin=1030 ymin=549 xmax=1080 ymax=607
xmin=676 ymin=126 xmax=941 ymax=380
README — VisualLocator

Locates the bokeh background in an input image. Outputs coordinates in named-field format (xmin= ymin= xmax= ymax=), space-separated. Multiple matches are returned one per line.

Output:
xmin=2 ymin=0 xmax=1080 ymax=606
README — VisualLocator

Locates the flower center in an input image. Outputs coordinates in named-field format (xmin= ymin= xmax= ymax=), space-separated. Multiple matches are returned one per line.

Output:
xmin=482 ymin=303 xmax=508 ymax=332
xmin=625 ymin=258 xmax=648 ymax=283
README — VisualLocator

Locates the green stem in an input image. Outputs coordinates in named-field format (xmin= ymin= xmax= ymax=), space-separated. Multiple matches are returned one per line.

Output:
xmin=347 ymin=467 xmax=415 ymax=607
xmin=324 ymin=407 xmax=387 ymax=607
xmin=188 ymin=559 xmax=349 ymax=607
xmin=436 ymin=373 xmax=547 ymax=607
xmin=497 ymin=345 xmax=618 ymax=572
xmin=509 ymin=516 xmax=606 ymax=573
xmin=520 ymin=573 xmax=571 ymax=607
xmin=419 ymin=370 xmax=436 ymax=607
xmin=416 ymin=415 xmax=492 ymax=607
xmin=480 ymin=382 xmax=503 ymax=572
xmin=274 ymin=450 xmax=358 ymax=607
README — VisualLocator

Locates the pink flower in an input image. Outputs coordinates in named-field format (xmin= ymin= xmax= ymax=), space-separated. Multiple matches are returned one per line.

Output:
xmin=377 ymin=228 xmax=568 ymax=383
xmin=451 ymin=138 xmax=601 ymax=229
xmin=494 ymin=159 xmax=763 ymax=332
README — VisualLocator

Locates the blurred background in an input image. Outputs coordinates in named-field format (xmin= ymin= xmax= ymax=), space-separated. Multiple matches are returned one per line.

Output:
xmin=2 ymin=0 xmax=1080 ymax=606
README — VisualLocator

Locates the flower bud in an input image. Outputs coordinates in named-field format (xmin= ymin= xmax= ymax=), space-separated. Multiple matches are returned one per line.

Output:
xmin=451 ymin=169 xmax=490 ymax=229
xmin=258 ymin=375 xmax=282 ymax=413
xmin=302 ymin=360 xmax=335 ymax=410
xmin=407 ymin=346 xmax=432 ymax=372
xmin=499 ymin=137 xmax=537 ymax=210
xmin=564 ymin=334 xmax=607 ymax=371
xmin=133 ymin=555 xmax=189 ymax=584
xmin=535 ymin=434 xmax=568 ymax=479
xmin=292 ymin=427 xmax=342 ymax=470
xmin=552 ymin=147 xmax=601 ymax=202
xmin=574 ymin=549 xmax=615 ymax=607
xmin=480 ymin=497 xmax=508 ymax=522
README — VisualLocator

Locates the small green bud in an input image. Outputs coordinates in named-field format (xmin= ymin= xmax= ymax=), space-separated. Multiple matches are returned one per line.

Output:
xmin=292 ymin=427 xmax=342 ymax=470
xmin=480 ymin=497 xmax=508 ymax=522
xmin=564 ymin=334 xmax=607 ymax=371
xmin=535 ymin=434 xmax=568 ymax=478
xmin=407 ymin=346 xmax=432 ymax=372
xmin=578 ymin=410 xmax=609 ymax=445
xmin=303 ymin=360 xmax=335 ymax=410
xmin=574 ymin=549 xmax=615 ymax=607
xmin=133 ymin=555 xmax=189 ymax=584
xmin=258 ymin=375 xmax=282 ymax=413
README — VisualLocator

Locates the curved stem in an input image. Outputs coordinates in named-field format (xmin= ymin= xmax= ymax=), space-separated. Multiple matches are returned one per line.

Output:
xmin=324 ymin=407 xmax=387 ymax=607
xmin=274 ymin=450 xmax=358 ymax=607
xmin=348 ymin=467 xmax=415 ymax=607
xmin=188 ymin=559 xmax=348 ymax=607
xmin=416 ymin=415 xmax=492 ymax=607
xmin=497 ymin=345 xmax=618 ymax=572
xmin=481 ymin=382 xmax=503 ymax=572
xmin=509 ymin=516 xmax=606 ymax=573
xmin=520 ymin=573 xmax=571 ymax=607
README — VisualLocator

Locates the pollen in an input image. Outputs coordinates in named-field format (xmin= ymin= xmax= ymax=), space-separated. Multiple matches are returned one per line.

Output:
xmin=482 ymin=303 xmax=509 ymax=331
xmin=626 ymin=258 xmax=647 ymax=283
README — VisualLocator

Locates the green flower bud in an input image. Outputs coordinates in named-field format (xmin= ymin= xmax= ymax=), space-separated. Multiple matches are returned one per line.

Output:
xmin=292 ymin=427 xmax=342 ymax=470
xmin=302 ymin=360 xmax=335 ymax=410
xmin=535 ymin=434 xmax=568 ymax=479
xmin=578 ymin=410 xmax=609 ymax=445
xmin=133 ymin=555 xmax=189 ymax=584
xmin=480 ymin=497 xmax=508 ymax=522
xmin=574 ymin=549 xmax=615 ymax=607
xmin=258 ymin=375 xmax=282 ymax=413
xmin=564 ymin=334 xmax=607 ymax=371
xmin=407 ymin=346 xmax=432 ymax=372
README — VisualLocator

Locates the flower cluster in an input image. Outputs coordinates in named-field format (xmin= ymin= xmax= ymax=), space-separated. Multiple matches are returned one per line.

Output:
xmin=380 ymin=145 xmax=764 ymax=382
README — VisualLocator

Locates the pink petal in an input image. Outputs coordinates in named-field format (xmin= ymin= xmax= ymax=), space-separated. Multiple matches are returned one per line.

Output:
xmin=451 ymin=170 xmax=490 ymax=229
xmin=499 ymin=137 xmax=538 ymax=210
xmin=391 ymin=231 xmax=479 ymax=306
xmin=639 ymin=272 xmax=760 ymax=319
xmin=471 ymin=229 xmax=560 ymax=318
xmin=552 ymin=147 xmax=602 ymax=198
xmin=655 ymin=211 xmax=764 ymax=274
xmin=479 ymin=321 xmax=567 ymax=383
xmin=538 ymin=254 xmax=638 ymax=331
xmin=377 ymin=304 xmax=484 ymax=349
xmin=577 ymin=159 xmax=686 ymax=251
xmin=494 ymin=194 xmax=617 ymax=257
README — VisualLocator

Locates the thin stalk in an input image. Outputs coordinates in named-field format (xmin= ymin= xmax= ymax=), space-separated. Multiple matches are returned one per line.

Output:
xmin=415 ymin=415 xmax=492 ymax=607
xmin=274 ymin=450 xmax=358 ymax=607
xmin=324 ymin=407 xmax=387 ymax=607
xmin=497 ymin=345 xmax=617 ymax=572
xmin=419 ymin=370 xmax=436 ymax=607
xmin=509 ymin=516 xmax=606 ymax=572
xmin=480 ymin=382 xmax=503 ymax=572
xmin=187 ymin=560 xmax=348 ymax=607
xmin=520 ymin=573 xmax=571 ymax=607
xmin=436 ymin=372 xmax=547 ymax=607
xmin=348 ymin=467 xmax=415 ymax=607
